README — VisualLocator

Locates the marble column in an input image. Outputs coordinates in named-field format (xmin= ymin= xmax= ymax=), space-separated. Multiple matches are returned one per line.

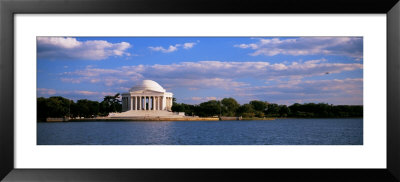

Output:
xmin=150 ymin=96 xmax=153 ymax=110
xmin=152 ymin=96 xmax=154 ymax=110
xmin=159 ymin=96 xmax=161 ymax=110
xmin=132 ymin=96 xmax=135 ymax=110
xmin=155 ymin=97 xmax=157 ymax=110
xmin=130 ymin=96 xmax=132 ymax=110
xmin=167 ymin=97 xmax=170 ymax=110
xmin=138 ymin=96 xmax=140 ymax=110
xmin=159 ymin=97 xmax=161 ymax=110
xmin=149 ymin=96 xmax=151 ymax=110
xmin=161 ymin=96 xmax=164 ymax=110
xmin=140 ymin=96 xmax=142 ymax=110
xmin=145 ymin=96 xmax=148 ymax=110
xmin=157 ymin=97 xmax=159 ymax=110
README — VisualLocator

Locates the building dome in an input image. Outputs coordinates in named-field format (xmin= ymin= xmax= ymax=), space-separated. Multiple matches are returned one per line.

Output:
xmin=129 ymin=80 xmax=166 ymax=92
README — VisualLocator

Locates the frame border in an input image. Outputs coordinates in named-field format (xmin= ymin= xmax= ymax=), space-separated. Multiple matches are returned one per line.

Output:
xmin=1 ymin=0 xmax=399 ymax=181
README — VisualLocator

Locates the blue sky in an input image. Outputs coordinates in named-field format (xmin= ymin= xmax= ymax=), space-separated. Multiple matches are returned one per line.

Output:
xmin=37 ymin=37 xmax=363 ymax=105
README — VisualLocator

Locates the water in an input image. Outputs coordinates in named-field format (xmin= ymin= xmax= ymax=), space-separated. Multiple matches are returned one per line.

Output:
xmin=37 ymin=118 xmax=363 ymax=145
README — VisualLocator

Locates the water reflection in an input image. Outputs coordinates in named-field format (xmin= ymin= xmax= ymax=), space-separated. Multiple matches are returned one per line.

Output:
xmin=37 ymin=119 xmax=363 ymax=145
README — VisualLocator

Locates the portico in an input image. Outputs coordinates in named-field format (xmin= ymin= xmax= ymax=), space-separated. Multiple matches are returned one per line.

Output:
xmin=120 ymin=80 xmax=173 ymax=112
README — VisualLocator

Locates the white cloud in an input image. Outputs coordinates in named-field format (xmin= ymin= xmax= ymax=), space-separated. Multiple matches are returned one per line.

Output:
xmin=74 ymin=90 xmax=98 ymax=96
xmin=137 ymin=60 xmax=362 ymax=80
xmin=235 ymin=37 xmax=363 ymax=60
xmin=61 ymin=60 xmax=362 ymax=90
xmin=37 ymin=37 xmax=82 ymax=49
xmin=149 ymin=42 xmax=197 ymax=53
xmin=148 ymin=44 xmax=179 ymax=53
xmin=37 ymin=37 xmax=131 ymax=60
xmin=233 ymin=78 xmax=363 ymax=105
xmin=161 ymin=78 xmax=249 ymax=91
xmin=186 ymin=96 xmax=220 ymax=103
xmin=72 ymin=90 xmax=115 ymax=97
xmin=57 ymin=59 xmax=362 ymax=105
xmin=183 ymin=42 xmax=196 ymax=49
xmin=191 ymin=97 xmax=203 ymax=101
xmin=61 ymin=78 xmax=81 ymax=84
xmin=234 ymin=43 xmax=258 ymax=49
xmin=37 ymin=88 xmax=57 ymax=95
xmin=37 ymin=88 xmax=117 ymax=101
xmin=206 ymin=97 xmax=217 ymax=100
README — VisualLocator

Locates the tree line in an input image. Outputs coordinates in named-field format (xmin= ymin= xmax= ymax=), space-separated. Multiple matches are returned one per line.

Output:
xmin=37 ymin=95 xmax=362 ymax=121
xmin=37 ymin=94 xmax=122 ymax=121
xmin=171 ymin=98 xmax=363 ymax=118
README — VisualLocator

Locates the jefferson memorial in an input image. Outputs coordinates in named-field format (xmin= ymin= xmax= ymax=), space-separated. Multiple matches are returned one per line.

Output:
xmin=108 ymin=80 xmax=184 ymax=118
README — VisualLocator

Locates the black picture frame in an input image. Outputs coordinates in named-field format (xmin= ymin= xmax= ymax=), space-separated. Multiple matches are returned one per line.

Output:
xmin=1 ymin=0 xmax=399 ymax=181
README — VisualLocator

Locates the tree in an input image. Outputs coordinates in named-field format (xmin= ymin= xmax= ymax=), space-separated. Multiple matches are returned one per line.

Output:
xmin=249 ymin=100 xmax=268 ymax=112
xmin=195 ymin=100 xmax=220 ymax=117
xmin=237 ymin=104 xmax=255 ymax=118
xmin=37 ymin=96 xmax=74 ymax=121
xmin=265 ymin=103 xmax=279 ymax=116
xmin=46 ymin=96 xmax=70 ymax=117
xmin=38 ymin=95 xmax=364 ymax=120
xmin=221 ymin=98 xmax=240 ymax=116
xmin=171 ymin=102 xmax=184 ymax=112
xmin=278 ymin=105 xmax=290 ymax=117
xmin=99 ymin=93 xmax=122 ymax=115
xmin=37 ymin=97 xmax=49 ymax=121
xmin=75 ymin=99 xmax=100 ymax=118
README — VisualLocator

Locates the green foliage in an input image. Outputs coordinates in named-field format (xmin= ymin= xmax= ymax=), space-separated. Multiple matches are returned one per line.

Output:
xmin=221 ymin=98 xmax=240 ymax=116
xmin=99 ymin=93 xmax=122 ymax=115
xmin=237 ymin=104 xmax=255 ymax=118
xmin=265 ymin=103 xmax=280 ymax=116
xmin=196 ymin=100 xmax=221 ymax=117
xmin=37 ymin=96 xmax=73 ymax=121
xmin=38 ymin=95 xmax=363 ymax=121
xmin=75 ymin=99 xmax=99 ymax=118
xmin=249 ymin=100 xmax=268 ymax=112
xmin=37 ymin=94 xmax=122 ymax=121
xmin=172 ymin=102 xmax=196 ymax=116
xmin=37 ymin=97 xmax=49 ymax=121
xmin=278 ymin=105 xmax=290 ymax=117
xmin=170 ymin=98 xmax=363 ymax=118
xmin=288 ymin=103 xmax=362 ymax=118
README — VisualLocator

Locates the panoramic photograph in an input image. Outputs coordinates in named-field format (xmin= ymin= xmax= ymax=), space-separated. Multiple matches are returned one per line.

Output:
xmin=37 ymin=36 xmax=363 ymax=145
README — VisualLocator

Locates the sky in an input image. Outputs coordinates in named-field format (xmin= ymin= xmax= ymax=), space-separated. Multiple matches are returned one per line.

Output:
xmin=37 ymin=37 xmax=363 ymax=105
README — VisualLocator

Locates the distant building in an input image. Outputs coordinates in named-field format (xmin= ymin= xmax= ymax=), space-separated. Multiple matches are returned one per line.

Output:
xmin=108 ymin=80 xmax=183 ymax=118
xmin=121 ymin=80 xmax=173 ymax=111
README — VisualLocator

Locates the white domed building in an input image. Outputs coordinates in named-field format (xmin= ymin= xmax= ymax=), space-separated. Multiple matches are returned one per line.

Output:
xmin=122 ymin=80 xmax=173 ymax=112
xmin=108 ymin=80 xmax=184 ymax=118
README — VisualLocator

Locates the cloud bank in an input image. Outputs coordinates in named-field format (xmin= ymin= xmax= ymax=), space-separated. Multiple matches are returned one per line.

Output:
xmin=235 ymin=37 xmax=363 ymax=60
xmin=57 ymin=59 xmax=363 ymax=104
xmin=37 ymin=37 xmax=131 ymax=60
xmin=37 ymin=88 xmax=115 ymax=100
xmin=61 ymin=60 xmax=362 ymax=87
xmin=148 ymin=42 xmax=197 ymax=53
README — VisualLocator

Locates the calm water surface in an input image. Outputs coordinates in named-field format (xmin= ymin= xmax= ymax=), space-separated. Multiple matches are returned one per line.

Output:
xmin=37 ymin=118 xmax=363 ymax=145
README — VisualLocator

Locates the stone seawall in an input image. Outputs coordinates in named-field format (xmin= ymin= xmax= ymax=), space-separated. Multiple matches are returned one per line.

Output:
xmin=46 ymin=118 xmax=69 ymax=122
xmin=69 ymin=117 xmax=219 ymax=122
xmin=220 ymin=116 xmax=242 ymax=120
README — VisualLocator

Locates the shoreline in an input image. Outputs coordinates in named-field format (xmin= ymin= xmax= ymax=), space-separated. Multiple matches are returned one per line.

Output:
xmin=64 ymin=117 xmax=219 ymax=122
xmin=39 ymin=117 xmax=362 ymax=122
